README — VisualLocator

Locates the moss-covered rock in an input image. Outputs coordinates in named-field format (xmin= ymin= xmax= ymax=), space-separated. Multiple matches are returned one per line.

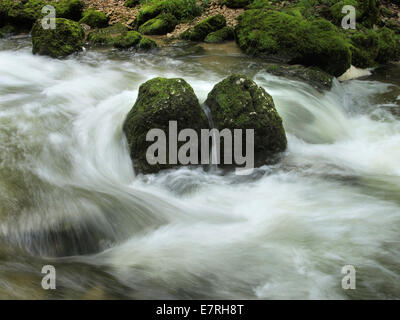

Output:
xmin=180 ymin=14 xmax=227 ymax=41
xmin=348 ymin=27 xmax=400 ymax=68
xmin=135 ymin=0 xmax=201 ymax=28
xmin=125 ymin=0 xmax=139 ymax=7
xmin=205 ymin=74 xmax=287 ymax=166
xmin=264 ymin=63 xmax=334 ymax=91
xmin=31 ymin=18 xmax=84 ymax=58
xmin=113 ymin=31 xmax=142 ymax=49
xmin=138 ymin=13 xmax=177 ymax=35
xmin=87 ymin=23 xmax=128 ymax=46
xmin=0 ymin=0 xmax=84 ymax=30
xmin=330 ymin=0 xmax=380 ymax=28
xmin=221 ymin=0 xmax=251 ymax=8
xmin=79 ymin=9 xmax=109 ymax=28
xmin=236 ymin=9 xmax=351 ymax=76
xmin=123 ymin=78 xmax=208 ymax=174
xmin=204 ymin=26 xmax=234 ymax=43
xmin=139 ymin=37 xmax=158 ymax=49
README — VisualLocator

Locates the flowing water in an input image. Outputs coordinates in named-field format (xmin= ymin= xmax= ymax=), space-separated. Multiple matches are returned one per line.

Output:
xmin=1 ymin=36 xmax=400 ymax=299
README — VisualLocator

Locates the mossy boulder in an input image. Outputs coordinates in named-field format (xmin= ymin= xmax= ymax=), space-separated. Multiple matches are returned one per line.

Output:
xmin=221 ymin=0 xmax=251 ymax=8
xmin=204 ymin=26 xmax=234 ymax=43
xmin=264 ymin=64 xmax=334 ymax=91
xmin=330 ymin=0 xmax=380 ymax=28
xmin=0 ymin=0 xmax=84 ymax=30
xmin=31 ymin=18 xmax=84 ymax=58
xmin=348 ymin=27 xmax=400 ymax=68
xmin=87 ymin=23 xmax=128 ymax=46
xmin=79 ymin=9 xmax=109 ymax=28
xmin=138 ymin=13 xmax=177 ymax=35
xmin=135 ymin=0 xmax=201 ymax=28
xmin=123 ymin=78 xmax=208 ymax=174
xmin=205 ymin=74 xmax=287 ymax=166
xmin=113 ymin=31 xmax=142 ymax=49
xmin=236 ymin=10 xmax=351 ymax=77
xmin=139 ymin=37 xmax=158 ymax=49
xmin=180 ymin=14 xmax=227 ymax=41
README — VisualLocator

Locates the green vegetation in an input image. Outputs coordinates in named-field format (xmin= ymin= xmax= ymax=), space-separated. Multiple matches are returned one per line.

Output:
xmin=86 ymin=23 xmax=128 ymax=46
xmin=180 ymin=14 xmax=226 ymax=41
xmin=31 ymin=18 xmax=84 ymax=58
xmin=139 ymin=36 xmax=157 ymax=49
xmin=135 ymin=0 xmax=202 ymax=33
xmin=79 ymin=9 xmax=109 ymax=28
xmin=0 ymin=0 xmax=84 ymax=30
xmin=125 ymin=0 xmax=140 ymax=7
xmin=235 ymin=9 xmax=351 ymax=76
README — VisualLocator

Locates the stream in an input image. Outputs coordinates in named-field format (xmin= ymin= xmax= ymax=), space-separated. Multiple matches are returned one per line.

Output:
xmin=1 ymin=36 xmax=400 ymax=299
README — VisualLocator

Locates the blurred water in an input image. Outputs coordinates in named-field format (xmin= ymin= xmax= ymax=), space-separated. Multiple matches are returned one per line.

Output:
xmin=0 ymin=38 xmax=400 ymax=299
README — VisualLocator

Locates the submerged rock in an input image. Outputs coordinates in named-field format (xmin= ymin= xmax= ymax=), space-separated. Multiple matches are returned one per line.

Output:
xmin=123 ymin=78 xmax=208 ymax=174
xmin=180 ymin=14 xmax=226 ymax=42
xmin=31 ymin=18 xmax=84 ymax=58
xmin=235 ymin=10 xmax=351 ymax=77
xmin=264 ymin=64 xmax=334 ymax=91
xmin=205 ymin=74 xmax=287 ymax=166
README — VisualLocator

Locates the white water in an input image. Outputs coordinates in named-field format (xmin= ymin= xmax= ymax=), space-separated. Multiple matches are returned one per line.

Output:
xmin=1 ymin=41 xmax=400 ymax=299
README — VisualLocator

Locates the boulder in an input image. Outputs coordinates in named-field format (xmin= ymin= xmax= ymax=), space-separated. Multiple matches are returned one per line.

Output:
xmin=204 ymin=26 xmax=235 ymax=43
xmin=31 ymin=18 xmax=84 ymax=58
xmin=113 ymin=31 xmax=142 ymax=49
xmin=79 ymin=9 xmax=109 ymax=28
xmin=138 ymin=13 xmax=177 ymax=35
xmin=125 ymin=0 xmax=140 ymax=7
xmin=205 ymin=74 xmax=287 ymax=166
xmin=180 ymin=14 xmax=226 ymax=42
xmin=235 ymin=10 xmax=351 ymax=77
xmin=123 ymin=78 xmax=208 ymax=174
xmin=264 ymin=64 xmax=334 ymax=91
xmin=87 ymin=23 xmax=128 ymax=46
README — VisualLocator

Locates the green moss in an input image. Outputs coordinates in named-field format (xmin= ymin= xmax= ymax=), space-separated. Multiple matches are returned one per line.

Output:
xmin=205 ymin=74 xmax=287 ymax=166
xmin=139 ymin=37 xmax=158 ymax=49
xmin=221 ymin=0 xmax=251 ymax=8
xmin=136 ymin=0 xmax=201 ymax=28
xmin=138 ymin=13 xmax=177 ymax=35
xmin=204 ymin=26 xmax=234 ymax=43
xmin=246 ymin=0 xmax=271 ymax=9
xmin=113 ymin=31 xmax=142 ymax=49
xmin=180 ymin=14 xmax=226 ymax=41
xmin=123 ymin=77 xmax=208 ymax=174
xmin=236 ymin=9 xmax=351 ymax=76
xmin=79 ymin=9 xmax=109 ymax=28
xmin=125 ymin=0 xmax=139 ymax=7
xmin=0 ymin=0 xmax=84 ymax=30
xmin=329 ymin=0 xmax=380 ymax=28
xmin=330 ymin=0 xmax=360 ymax=26
xmin=31 ymin=18 xmax=84 ymax=58
xmin=347 ymin=27 xmax=400 ymax=68
xmin=54 ymin=0 xmax=84 ymax=21
xmin=87 ymin=23 xmax=128 ymax=46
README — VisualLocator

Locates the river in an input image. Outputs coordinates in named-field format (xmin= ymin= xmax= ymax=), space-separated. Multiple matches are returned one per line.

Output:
xmin=0 ymin=36 xmax=400 ymax=299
